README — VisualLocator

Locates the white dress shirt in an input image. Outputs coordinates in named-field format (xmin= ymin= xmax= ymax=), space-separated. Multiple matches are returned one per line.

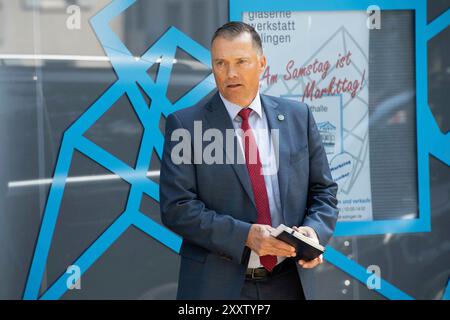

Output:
xmin=219 ymin=92 xmax=286 ymax=268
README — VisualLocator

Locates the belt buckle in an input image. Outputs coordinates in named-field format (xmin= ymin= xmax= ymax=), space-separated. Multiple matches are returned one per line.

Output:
xmin=248 ymin=267 xmax=267 ymax=280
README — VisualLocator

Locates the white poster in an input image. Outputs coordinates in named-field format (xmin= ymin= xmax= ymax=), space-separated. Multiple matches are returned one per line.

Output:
xmin=244 ymin=11 xmax=373 ymax=221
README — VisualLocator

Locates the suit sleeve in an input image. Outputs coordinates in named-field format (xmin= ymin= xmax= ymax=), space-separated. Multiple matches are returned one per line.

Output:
xmin=159 ymin=112 xmax=252 ymax=264
xmin=302 ymin=106 xmax=339 ymax=245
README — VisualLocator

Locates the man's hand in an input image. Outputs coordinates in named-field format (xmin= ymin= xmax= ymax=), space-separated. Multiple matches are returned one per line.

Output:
xmin=246 ymin=224 xmax=296 ymax=257
xmin=293 ymin=226 xmax=323 ymax=269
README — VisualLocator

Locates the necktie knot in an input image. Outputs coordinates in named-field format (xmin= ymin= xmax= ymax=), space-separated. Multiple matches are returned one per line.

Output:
xmin=238 ymin=108 xmax=252 ymax=122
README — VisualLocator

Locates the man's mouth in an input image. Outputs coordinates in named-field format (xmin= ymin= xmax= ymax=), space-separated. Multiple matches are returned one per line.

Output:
xmin=227 ymin=84 xmax=242 ymax=88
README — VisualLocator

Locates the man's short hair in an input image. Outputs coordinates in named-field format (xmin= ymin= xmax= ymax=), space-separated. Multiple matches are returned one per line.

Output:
xmin=211 ymin=21 xmax=263 ymax=55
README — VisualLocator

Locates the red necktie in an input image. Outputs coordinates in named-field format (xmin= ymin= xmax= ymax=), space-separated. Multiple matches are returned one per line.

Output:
xmin=238 ymin=108 xmax=277 ymax=272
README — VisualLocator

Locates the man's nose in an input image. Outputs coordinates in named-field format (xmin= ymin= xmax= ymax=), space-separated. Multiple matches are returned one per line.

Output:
xmin=226 ymin=65 xmax=238 ymax=78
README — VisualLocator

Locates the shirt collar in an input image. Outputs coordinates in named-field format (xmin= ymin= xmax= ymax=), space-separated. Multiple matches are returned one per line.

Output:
xmin=219 ymin=90 xmax=262 ymax=121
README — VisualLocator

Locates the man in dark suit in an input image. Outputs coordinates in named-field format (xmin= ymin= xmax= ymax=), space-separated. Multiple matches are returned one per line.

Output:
xmin=160 ymin=21 xmax=338 ymax=300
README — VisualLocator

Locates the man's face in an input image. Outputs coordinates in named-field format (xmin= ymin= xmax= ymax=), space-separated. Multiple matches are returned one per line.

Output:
xmin=211 ymin=32 xmax=266 ymax=107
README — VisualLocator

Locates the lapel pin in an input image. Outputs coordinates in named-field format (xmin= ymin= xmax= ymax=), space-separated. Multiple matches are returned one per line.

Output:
xmin=277 ymin=114 xmax=285 ymax=121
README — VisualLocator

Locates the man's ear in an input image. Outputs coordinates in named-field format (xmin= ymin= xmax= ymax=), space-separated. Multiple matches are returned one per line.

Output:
xmin=259 ymin=54 xmax=267 ymax=73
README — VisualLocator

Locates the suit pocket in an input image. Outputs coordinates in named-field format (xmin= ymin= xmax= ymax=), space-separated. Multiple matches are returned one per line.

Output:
xmin=179 ymin=241 xmax=208 ymax=264
xmin=290 ymin=145 xmax=308 ymax=165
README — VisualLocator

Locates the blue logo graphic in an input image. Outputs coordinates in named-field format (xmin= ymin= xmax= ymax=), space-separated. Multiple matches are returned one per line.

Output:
xmin=23 ymin=0 xmax=215 ymax=300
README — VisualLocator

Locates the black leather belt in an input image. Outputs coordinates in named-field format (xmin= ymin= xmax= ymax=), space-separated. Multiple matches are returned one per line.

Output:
xmin=245 ymin=259 xmax=293 ymax=280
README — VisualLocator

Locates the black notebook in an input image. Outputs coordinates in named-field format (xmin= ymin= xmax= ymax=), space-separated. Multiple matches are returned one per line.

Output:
xmin=270 ymin=224 xmax=325 ymax=262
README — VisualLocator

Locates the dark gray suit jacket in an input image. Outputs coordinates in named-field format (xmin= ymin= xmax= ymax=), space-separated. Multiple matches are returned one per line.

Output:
xmin=160 ymin=92 xmax=338 ymax=299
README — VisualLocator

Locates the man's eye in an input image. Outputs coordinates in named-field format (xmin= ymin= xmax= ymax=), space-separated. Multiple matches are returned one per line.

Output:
xmin=216 ymin=61 xmax=224 ymax=67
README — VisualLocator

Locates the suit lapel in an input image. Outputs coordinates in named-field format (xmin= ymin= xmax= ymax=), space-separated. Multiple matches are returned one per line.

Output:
xmin=260 ymin=94 xmax=291 ymax=224
xmin=204 ymin=92 xmax=257 ymax=212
